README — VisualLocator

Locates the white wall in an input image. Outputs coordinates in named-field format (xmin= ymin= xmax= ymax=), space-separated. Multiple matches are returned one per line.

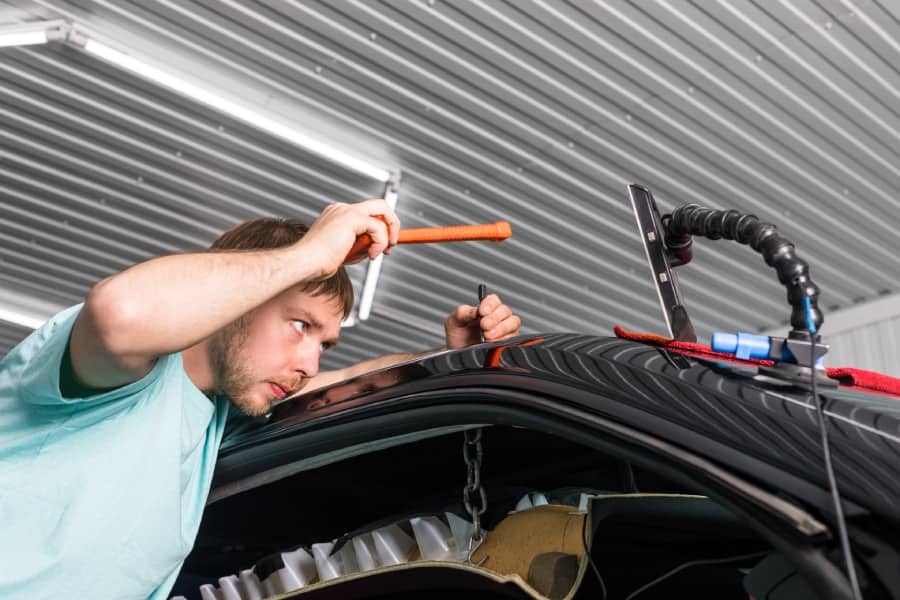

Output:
xmin=824 ymin=315 xmax=900 ymax=378
xmin=819 ymin=293 xmax=900 ymax=378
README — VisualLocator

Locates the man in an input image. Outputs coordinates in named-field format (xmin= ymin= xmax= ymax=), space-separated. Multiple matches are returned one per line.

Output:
xmin=0 ymin=200 xmax=521 ymax=599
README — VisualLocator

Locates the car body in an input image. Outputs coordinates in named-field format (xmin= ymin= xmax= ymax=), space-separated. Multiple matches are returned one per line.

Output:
xmin=175 ymin=333 xmax=900 ymax=600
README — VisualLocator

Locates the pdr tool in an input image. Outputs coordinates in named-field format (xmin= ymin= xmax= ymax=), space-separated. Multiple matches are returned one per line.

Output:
xmin=627 ymin=183 xmax=858 ymax=598
xmin=627 ymin=184 xmax=830 ymax=385
xmin=478 ymin=284 xmax=487 ymax=344
xmin=345 ymin=221 xmax=512 ymax=263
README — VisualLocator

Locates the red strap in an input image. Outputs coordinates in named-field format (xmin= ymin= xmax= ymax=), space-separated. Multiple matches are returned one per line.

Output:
xmin=613 ymin=325 xmax=773 ymax=367
xmin=825 ymin=368 xmax=900 ymax=396
xmin=613 ymin=326 xmax=900 ymax=397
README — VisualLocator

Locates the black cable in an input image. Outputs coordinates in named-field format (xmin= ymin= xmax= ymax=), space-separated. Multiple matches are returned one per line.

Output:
xmin=580 ymin=509 xmax=607 ymax=600
xmin=622 ymin=550 xmax=768 ymax=600
xmin=805 ymin=301 xmax=863 ymax=600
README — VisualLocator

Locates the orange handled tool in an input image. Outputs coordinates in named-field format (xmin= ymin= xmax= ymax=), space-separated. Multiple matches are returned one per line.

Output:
xmin=345 ymin=220 xmax=512 ymax=263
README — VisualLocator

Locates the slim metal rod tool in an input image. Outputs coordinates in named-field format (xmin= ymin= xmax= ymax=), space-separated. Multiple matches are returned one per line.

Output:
xmin=478 ymin=284 xmax=487 ymax=343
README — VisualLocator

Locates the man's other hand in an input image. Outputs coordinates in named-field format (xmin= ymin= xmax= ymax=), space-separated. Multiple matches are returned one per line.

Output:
xmin=444 ymin=293 xmax=521 ymax=349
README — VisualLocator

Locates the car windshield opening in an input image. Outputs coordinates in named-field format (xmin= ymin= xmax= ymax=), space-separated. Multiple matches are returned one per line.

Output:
xmin=173 ymin=425 xmax=830 ymax=600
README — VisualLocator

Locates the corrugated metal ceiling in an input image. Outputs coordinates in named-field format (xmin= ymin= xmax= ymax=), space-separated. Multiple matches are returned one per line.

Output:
xmin=1 ymin=0 xmax=897 ymax=372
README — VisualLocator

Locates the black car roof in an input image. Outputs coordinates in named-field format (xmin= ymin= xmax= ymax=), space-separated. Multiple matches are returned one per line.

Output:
xmin=237 ymin=334 xmax=900 ymax=524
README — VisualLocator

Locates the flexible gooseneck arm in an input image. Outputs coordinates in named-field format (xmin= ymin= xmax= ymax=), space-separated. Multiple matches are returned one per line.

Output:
xmin=663 ymin=204 xmax=823 ymax=336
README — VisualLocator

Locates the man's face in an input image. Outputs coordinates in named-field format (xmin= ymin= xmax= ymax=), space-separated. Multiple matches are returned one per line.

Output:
xmin=208 ymin=289 xmax=344 ymax=416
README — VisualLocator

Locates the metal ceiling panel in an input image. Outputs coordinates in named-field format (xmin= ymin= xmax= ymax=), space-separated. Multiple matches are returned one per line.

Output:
xmin=1 ymin=0 xmax=898 ymax=377
xmin=0 ymin=320 xmax=32 ymax=356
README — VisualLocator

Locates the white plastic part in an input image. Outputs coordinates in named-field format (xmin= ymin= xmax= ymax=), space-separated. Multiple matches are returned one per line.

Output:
xmin=352 ymin=533 xmax=379 ymax=572
xmin=260 ymin=547 xmax=316 ymax=597
xmin=515 ymin=494 xmax=533 ymax=512
xmin=238 ymin=569 xmax=263 ymax=600
xmin=312 ymin=541 xmax=359 ymax=581
xmin=199 ymin=584 xmax=221 ymax=600
xmin=372 ymin=524 xmax=416 ymax=566
xmin=169 ymin=597 xmax=188 ymax=600
xmin=333 ymin=542 xmax=360 ymax=579
xmin=185 ymin=513 xmax=486 ymax=599
xmin=264 ymin=564 xmax=302 ymax=596
xmin=350 ymin=524 xmax=417 ymax=572
xmin=578 ymin=493 xmax=590 ymax=513
xmin=218 ymin=575 xmax=242 ymax=600
xmin=446 ymin=512 xmax=476 ymax=560
xmin=260 ymin=571 xmax=278 ymax=598
xmin=409 ymin=513 xmax=474 ymax=561
xmin=273 ymin=570 xmax=299 ymax=595
xmin=311 ymin=542 xmax=339 ymax=580
xmin=282 ymin=547 xmax=317 ymax=587
xmin=515 ymin=492 xmax=551 ymax=512
xmin=410 ymin=516 xmax=455 ymax=561
xmin=310 ymin=542 xmax=334 ymax=562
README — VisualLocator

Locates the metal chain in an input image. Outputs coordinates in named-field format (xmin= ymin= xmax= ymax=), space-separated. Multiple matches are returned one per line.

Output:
xmin=462 ymin=427 xmax=488 ymax=552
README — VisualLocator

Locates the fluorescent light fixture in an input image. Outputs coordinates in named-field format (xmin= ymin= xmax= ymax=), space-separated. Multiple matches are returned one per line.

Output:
xmin=0 ymin=20 xmax=67 ymax=48
xmin=71 ymin=32 xmax=391 ymax=182
xmin=0 ymin=307 xmax=46 ymax=330
xmin=0 ymin=30 xmax=48 ymax=48
xmin=358 ymin=180 xmax=400 ymax=321
xmin=0 ymin=290 xmax=65 ymax=331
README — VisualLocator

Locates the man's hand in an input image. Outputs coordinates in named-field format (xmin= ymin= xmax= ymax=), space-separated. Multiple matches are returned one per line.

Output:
xmin=300 ymin=293 xmax=521 ymax=396
xmin=444 ymin=293 xmax=522 ymax=349
xmin=300 ymin=199 xmax=400 ymax=280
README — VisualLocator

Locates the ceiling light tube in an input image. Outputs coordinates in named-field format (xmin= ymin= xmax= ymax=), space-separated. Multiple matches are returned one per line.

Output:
xmin=0 ymin=30 xmax=49 ymax=48
xmin=0 ymin=289 xmax=67 ymax=331
xmin=0 ymin=307 xmax=46 ymax=330
xmin=358 ymin=178 xmax=400 ymax=321
xmin=71 ymin=31 xmax=391 ymax=182
xmin=0 ymin=20 xmax=67 ymax=48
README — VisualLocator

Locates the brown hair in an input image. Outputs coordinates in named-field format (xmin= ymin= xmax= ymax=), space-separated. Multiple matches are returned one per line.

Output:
xmin=210 ymin=218 xmax=354 ymax=318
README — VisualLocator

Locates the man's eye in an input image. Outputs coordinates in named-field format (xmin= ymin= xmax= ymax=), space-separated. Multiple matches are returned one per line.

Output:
xmin=319 ymin=342 xmax=332 ymax=353
xmin=292 ymin=320 xmax=308 ymax=334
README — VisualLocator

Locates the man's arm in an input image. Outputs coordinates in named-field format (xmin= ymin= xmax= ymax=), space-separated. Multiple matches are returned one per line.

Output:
xmin=300 ymin=349 xmax=442 ymax=394
xmin=299 ymin=292 xmax=521 ymax=395
xmin=70 ymin=200 xmax=400 ymax=390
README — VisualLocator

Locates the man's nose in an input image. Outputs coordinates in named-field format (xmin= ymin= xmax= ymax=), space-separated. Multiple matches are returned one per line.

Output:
xmin=294 ymin=341 xmax=320 ymax=379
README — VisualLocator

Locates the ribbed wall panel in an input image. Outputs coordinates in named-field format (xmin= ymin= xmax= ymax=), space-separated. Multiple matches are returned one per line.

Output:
xmin=1 ymin=0 xmax=898 ymax=376
xmin=0 ymin=322 xmax=34 ymax=357
xmin=826 ymin=315 xmax=900 ymax=379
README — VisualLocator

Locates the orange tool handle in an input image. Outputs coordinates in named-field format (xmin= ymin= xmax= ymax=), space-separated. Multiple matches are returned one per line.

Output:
xmin=346 ymin=221 xmax=512 ymax=263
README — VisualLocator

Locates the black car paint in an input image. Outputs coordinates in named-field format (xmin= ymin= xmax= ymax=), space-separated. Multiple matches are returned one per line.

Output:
xmin=212 ymin=334 xmax=900 ymax=599
xmin=221 ymin=335 xmax=900 ymax=522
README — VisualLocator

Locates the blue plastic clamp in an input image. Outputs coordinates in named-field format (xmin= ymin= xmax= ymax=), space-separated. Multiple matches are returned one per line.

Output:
xmin=711 ymin=332 xmax=772 ymax=361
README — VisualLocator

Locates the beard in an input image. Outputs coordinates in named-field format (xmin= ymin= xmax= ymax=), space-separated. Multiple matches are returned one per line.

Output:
xmin=208 ymin=316 xmax=269 ymax=417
